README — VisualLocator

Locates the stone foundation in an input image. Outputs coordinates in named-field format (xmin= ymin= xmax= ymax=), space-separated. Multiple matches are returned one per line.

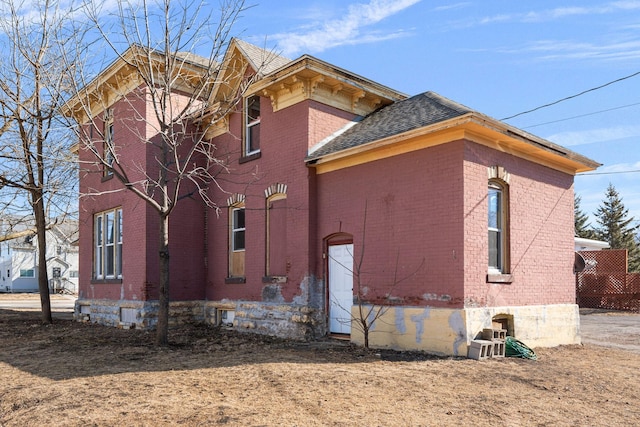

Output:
xmin=74 ymin=298 xmax=324 ymax=340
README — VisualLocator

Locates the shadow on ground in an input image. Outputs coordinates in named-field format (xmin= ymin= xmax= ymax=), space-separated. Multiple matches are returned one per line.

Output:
xmin=0 ymin=309 xmax=448 ymax=381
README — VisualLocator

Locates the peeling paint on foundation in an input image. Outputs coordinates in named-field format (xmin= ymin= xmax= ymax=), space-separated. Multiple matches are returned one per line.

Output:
xmin=409 ymin=309 xmax=431 ymax=344
xmin=394 ymin=307 xmax=406 ymax=334
xmin=262 ymin=284 xmax=285 ymax=303
xmin=448 ymin=311 xmax=466 ymax=356
xmin=351 ymin=303 xmax=580 ymax=356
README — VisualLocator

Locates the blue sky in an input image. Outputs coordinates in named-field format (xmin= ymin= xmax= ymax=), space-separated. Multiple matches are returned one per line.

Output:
xmin=236 ymin=0 xmax=640 ymax=229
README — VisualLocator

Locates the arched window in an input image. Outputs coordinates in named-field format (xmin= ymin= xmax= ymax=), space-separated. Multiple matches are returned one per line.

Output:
xmin=265 ymin=184 xmax=288 ymax=278
xmin=227 ymin=194 xmax=246 ymax=278
xmin=488 ymin=179 xmax=509 ymax=275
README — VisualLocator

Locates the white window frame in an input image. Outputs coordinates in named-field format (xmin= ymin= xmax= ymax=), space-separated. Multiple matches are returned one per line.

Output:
xmin=94 ymin=207 xmax=123 ymax=279
xmin=488 ymin=181 xmax=508 ymax=274
xmin=231 ymin=207 xmax=246 ymax=252
xmin=244 ymin=95 xmax=261 ymax=156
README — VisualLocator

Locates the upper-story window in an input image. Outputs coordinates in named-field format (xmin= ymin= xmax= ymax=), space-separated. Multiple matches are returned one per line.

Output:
xmin=103 ymin=109 xmax=114 ymax=177
xmin=488 ymin=180 xmax=509 ymax=274
xmin=244 ymin=95 xmax=261 ymax=156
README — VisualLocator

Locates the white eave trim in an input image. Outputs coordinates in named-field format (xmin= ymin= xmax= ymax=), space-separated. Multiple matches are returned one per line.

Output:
xmin=308 ymin=118 xmax=362 ymax=155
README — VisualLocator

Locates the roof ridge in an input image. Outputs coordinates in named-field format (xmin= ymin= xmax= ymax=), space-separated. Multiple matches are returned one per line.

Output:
xmin=232 ymin=38 xmax=291 ymax=75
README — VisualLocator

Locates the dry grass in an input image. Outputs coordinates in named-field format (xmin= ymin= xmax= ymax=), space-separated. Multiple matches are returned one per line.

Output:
xmin=0 ymin=306 xmax=639 ymax=426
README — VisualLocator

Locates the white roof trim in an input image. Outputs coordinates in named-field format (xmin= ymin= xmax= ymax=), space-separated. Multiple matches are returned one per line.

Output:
xmin=308 ymin=118 xmax=362 ymax=155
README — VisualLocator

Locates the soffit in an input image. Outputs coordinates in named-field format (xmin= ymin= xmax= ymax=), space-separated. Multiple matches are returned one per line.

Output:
xmin=62 ymin=46 xmax=212 ymax=124
xmin=246 ymin=56 xmax=407 ymax=116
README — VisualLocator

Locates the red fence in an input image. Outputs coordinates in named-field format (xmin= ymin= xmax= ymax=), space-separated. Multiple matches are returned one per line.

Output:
xmin=576 ymin=250 xmax=640 ymax=312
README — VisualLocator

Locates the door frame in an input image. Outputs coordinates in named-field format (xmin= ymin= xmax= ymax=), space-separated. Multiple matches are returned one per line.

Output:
xmin=324 ymin=233 xmax=354 ymax=335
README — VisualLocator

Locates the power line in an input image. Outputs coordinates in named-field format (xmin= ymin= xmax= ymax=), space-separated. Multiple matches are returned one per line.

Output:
xmin=501 ymin=70 xmax=640 ymax=121
xmin=522 ymin=101 xmax=640 ymax=129
xmin=578 ymin=169 xmax=640 ymax=176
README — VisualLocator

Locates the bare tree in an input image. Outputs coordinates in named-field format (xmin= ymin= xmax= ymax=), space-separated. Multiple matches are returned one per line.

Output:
xmin=64 ymin=0 xmax=267 ymax=345
xmin=0 ymin=0 xmax=80 ymax=322
xmin=330 ymin=204 xmax=424 ymax=349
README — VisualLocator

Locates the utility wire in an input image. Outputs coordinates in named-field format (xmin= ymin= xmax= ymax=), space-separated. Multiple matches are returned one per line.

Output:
xmin=522 ymin=101 xmax=640 ymax=129
xmin=501 ymin=70 xmax=640 ymax=121
xmin=578 ymin=169 xmax=640 ymax=176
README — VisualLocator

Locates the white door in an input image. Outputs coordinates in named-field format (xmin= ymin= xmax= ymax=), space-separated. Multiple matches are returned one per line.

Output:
xmin=328 ymin=244 xmax=354 ymax=334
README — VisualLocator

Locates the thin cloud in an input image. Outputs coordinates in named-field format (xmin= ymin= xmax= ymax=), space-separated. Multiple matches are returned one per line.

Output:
xmin=268 ymin=0 xmax=421 ymax=57
xmin=546 ymin=125 xmax=640 ymax=147
xmin=518 ymin=39 xmax=640 ymax=62
xmin=478 ymin=1 xmax=640 ymax=25
xmin=433 ymin=3 xmax=470 ymax=12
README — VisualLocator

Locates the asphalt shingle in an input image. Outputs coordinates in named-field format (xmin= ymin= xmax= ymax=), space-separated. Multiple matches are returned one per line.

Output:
xmin=307 ymin=91 xmax=472 ymax=160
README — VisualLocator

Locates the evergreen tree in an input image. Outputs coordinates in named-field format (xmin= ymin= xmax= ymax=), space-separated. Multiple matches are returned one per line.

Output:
xmin=594 ymin=183 xmax=640 ymax=272
xmin=574 ymin=194 xmax=597 ymax=239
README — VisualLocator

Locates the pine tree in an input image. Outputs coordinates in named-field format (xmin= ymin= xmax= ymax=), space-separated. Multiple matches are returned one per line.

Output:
xmin=594 ymin=183 xmax=640 ymax=272
xmin=574 ymin=194 xmax=597 ymax=239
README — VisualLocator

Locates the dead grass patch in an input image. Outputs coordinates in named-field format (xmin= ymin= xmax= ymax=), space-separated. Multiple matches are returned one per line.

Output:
xmin=1 ymin=309 xmax=638 ymax=426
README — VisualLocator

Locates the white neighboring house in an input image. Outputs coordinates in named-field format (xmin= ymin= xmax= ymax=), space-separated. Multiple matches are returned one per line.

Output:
xmin=0 ymin=220 xmax=79 ymax=294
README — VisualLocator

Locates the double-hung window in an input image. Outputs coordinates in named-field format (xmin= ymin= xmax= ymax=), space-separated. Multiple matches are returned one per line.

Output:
xmin=244 ymin=95 xmax=261 ymax=156
xmin=488 ymin=181 xmax=509 ymax=274
xmin=232 ymin=208 xmax=245 ymax=252
xmin=95 ymin=207 xmax=123 ymax=279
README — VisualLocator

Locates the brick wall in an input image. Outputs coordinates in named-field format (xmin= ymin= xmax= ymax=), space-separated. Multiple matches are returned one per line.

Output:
xmin=78 ymin=86 xmax=207 ymax=303
xmin=462 ymin=142 xmax=575 ymax=307
xmin=315 ymin=139 xmax=576 ymax=309
xmin=316 ymin=141 xmax=467 ymax=307
xmin=206 ymin=98 xmax=353 ymax=304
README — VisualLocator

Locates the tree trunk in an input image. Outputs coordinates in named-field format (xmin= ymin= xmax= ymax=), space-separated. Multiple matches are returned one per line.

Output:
xmin=33 ymin=190 xmax=52 ymax=324
xmin=156 ymin=212 xmax=170 ymax=346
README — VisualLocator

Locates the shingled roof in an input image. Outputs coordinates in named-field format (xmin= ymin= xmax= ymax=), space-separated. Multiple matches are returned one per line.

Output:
xmin=307 ymin=91 xmax=472 ymax=161
xmin=234 ymin=39 xmax=291 ymax=76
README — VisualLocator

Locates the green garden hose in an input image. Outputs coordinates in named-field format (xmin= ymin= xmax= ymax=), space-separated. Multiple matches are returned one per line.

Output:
xmin=505 ymin=336 xmax=537 ymax=360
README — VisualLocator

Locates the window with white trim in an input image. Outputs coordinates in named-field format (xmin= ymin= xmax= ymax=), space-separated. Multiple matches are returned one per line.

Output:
xmin=244 ymin=95 xmax=261 ymax=156
xmin=488 ymin=180 xmax=509 ymax=274
xmin=94 ymin=207 xmax=123 ymax=279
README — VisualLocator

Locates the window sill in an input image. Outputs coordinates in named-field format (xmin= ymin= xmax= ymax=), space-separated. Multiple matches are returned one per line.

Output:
xmin=262 ymin=275 xmax=288 ymax=284
xmin=91 ymin=278 xmax=123 ymax=285
xmin=486 ymin=274 xmax=513 ymax=284
xmin=225 ymin=277 xmax=246 ymax=284
xmin=239 ymin=152 xmax=261 ymax=164
xmin=101 ymin=173 xmax=114 ymax=182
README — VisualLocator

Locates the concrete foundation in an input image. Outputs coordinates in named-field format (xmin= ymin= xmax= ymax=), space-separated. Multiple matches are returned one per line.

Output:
xmin=349 ymin=303 xmax=581 ymax=356
xmin=75 ymin=299 xmax=580 ymax=354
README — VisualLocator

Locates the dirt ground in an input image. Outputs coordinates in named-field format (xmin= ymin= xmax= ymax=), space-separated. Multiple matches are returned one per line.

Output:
xmin=0 ymin=297 xmax=639 ymax=426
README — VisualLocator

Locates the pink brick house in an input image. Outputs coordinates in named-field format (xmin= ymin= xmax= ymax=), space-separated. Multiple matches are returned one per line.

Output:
xmin=67 ymin=39 xmax=599 ymax=355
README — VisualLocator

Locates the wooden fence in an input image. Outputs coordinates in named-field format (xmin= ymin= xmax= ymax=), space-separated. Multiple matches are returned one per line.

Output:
xmin=576 ymin=249 xmax=640 ymax=312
